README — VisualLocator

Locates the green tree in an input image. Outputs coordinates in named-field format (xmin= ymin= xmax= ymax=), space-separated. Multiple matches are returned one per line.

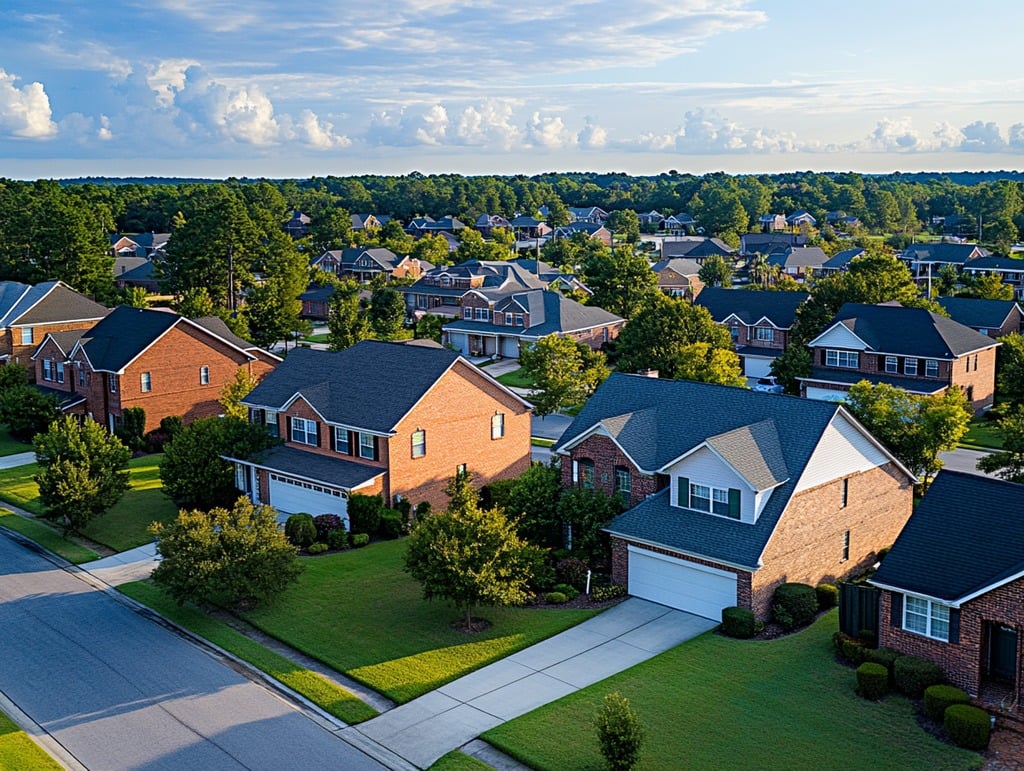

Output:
xmin=748 ymin=253 xmax=780 ymax=288
xmin=308 ymin=201 xmax=352 ymax=254
xmin=605 ymin=209 xmax=640 ymax=244
xmin=595 ymin=692 xmax=645 ymax=771
xmin=977 ymin=406 xmax=1024 ymax=482
xmin=769 ymin=343 xmax=812 ymax=395
xmin=936 ymin=264 xmax=960 ymax=296
xmin=244 ymin=280 xmax=295 ymax=350
xmin=414 ymin=313 xmax=444 ymax=343
xmin=368 ymin=285 xmax=407 ymax=340
xmin=121 ymin=286 xmax=150 ymax=308
xmin=671 ymin=342 xmax=746 ymax=387
xmin=519 ymin=335 xmax=609 ymax=416
xmin=33 ymin=416 xmax=131 ymax=532
xmin=327 ymin=278 xmax=369 ymax=351
xmin=0 ymin=386 xmax=62 ymax=442
xmin=151 ymin=496 xmax=302 ymax=609
xmin=997 ymin=333 xmax=1024 ymax=406
xmin=961 ymin=271 xmax=1014 ymax=301
xmin=556 ymin=487 xmax=620 ymax=565
xmin=160 ymin=417 xmax=279 ymax=510
xmin=505 ymin=463 xmax=563 ymax=549
xmin=690 ymin=185 xmax=748 ymax=239
xmin=0 ymin=361 xmax=28 ymax=393
xmin=404 ymin=472 xmax=536 ymax=629
xmin=697 ymin=254 xmax=734 ymax=288
xmin=219 ymin=368 xmax=259 ymax=420
xmin=582 ymin=246 xmax=658 ymax=319
xmin=545 ymin=198 xmax=570 ymax=228
xmin=411 ymin=233 xmax=453 ymax=267
xmin=174 ymin=287 xmax=217 ymax=319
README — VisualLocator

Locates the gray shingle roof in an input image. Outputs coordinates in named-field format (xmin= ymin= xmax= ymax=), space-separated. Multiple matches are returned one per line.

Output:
xmin=694 ymin=287 xmax=809 ymax=327
xmin=651 ymin=258 xmax=702 ymax=277
xmin=935 ymin=296 xmax=1020 ymax=331
xmin=443 ymin=290 xmax=622 ymax=338
xmin=239 ymin=445 xmax=384 ymax=490
xmin=33 ymin=329 xmax=87 ymax=358
xmin=706 ymin=420 xmax=789 ymax=491
xmin=0 ymin=281 xmax=107 ymax=326
xmin=801 ymin=367 xmax=948 ymax=395
xmin=77 ymin=306 xmax=180 ymax=372
xmin=963 ymin=256 xmax=1024 ymax=271
xmin=871 ymin=471 xmax=1024 ymax=602
xmin=828 ymin=303 xmax=998 ymax=357
xmin=822 ymin=248 xmax=866 ymax=269
xmin=902 ymin=243 xmax=988 ymax=263
xmin=767 ymin=246 xmax=829 ymax=269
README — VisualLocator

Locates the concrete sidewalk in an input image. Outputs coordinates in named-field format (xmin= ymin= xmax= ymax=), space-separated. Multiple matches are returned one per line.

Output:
xmin=349 ymin=599 xmax=716 ymax=769
xmin=79 ymin=542 xmax=160 ymax=586
xmin=0 ymin=451 xmax=36 ymax=469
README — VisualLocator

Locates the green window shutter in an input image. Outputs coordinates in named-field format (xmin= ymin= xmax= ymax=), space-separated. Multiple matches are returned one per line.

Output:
xmin=676 ymin=477 xmax=689 ymax=507
xmin=890 ymin=594 xmax=903 ymax=627
xmin=728 ymin=488 xmax=741 ymax=519
xmin=348 ymin=431 xmax=356 ymax=456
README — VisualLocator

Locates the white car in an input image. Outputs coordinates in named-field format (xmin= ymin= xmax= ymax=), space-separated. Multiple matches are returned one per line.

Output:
xmin=752 ymin=376 xmax=784 ymax=394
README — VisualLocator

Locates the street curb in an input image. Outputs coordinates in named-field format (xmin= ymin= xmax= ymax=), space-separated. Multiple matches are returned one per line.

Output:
xmin=0 ymin=687 xmax=88 ymax=771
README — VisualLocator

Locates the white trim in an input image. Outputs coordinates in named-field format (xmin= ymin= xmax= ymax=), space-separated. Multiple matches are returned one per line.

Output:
xmin=554 ymin=421 xmax=648 ymax=473
xmin=222 ymin=456 xmax=384 ymax=491
xmin=626 ymin=544 xmax=738 ymax=580
xmin=608 ymin=530 xmax=758 ymax=572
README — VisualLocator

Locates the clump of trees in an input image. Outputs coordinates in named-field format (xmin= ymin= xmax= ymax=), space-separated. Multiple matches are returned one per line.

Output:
xmin=519 ymin=335 xmax=609 ymax=416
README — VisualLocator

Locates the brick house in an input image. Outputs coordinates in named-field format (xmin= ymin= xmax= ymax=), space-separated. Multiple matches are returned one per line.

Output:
xmin=32 ymin=306 xmax=279 ymax=433
xmin=651 ymin=258 xmax=704 ymax=300
xmin=961 ymin=257 xmax=1024 ymax=301
xmin=800 ymin=302 xmax=999 ymax=414
xmin=554 ymin=373 xmax=915 ymax=621
xmin=694 ymin=287 xmax=810 ymax=378
xmin=870 ymin=471 xmax=1024 ymax=712
xmin=229 ymin=340 xmax=532 ymax=519
xmin=0 ymin=281 xmax=108 ymax=374
xmin=401 ymin=260 xmax=548 ymax=319
xmin=935 ymin=296 xmax=1024 ymax=338
xmin=310 ymin=247 xmax=427 ymax=283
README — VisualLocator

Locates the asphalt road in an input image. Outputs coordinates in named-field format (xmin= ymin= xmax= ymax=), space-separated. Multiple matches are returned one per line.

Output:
xmin=938 ymin=446 xmax=995 ymax=477
xmin=0 ymin=532 xmax=386 ymax=771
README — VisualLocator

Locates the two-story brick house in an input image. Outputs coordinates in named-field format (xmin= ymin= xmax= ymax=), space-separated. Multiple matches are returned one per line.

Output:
xmin=935 ymin=296 xmax=1024 ymax=339
xmin=651 ymin=258 xmax=704 ymax=300
xmin=400 ymin=261 xmax=548 ymax=319
xmin=229 ymin=340 xmax=532 ymax=519
xmin=800 ymin=302 xmax=999 ymax=414
xmin=32 ymin=307 xmax=279 ymax=433
xmin=554 ymin=373 xmax=915 ymax=621
xmin=694 ymin=287 xmax=810 ymax=378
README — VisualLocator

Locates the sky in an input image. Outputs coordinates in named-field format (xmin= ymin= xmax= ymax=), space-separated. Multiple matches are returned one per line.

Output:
xmin=2 ymin=1 xmax=1024 ymax=179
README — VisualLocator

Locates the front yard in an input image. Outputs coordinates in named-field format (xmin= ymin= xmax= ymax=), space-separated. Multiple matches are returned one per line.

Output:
xmin=0 ymin=709 xmax=60 ymax=770
xmin=0 ymin=425 xmax=31 ymax=457
xmin=482 ymin=610 xmax=979 ymax=770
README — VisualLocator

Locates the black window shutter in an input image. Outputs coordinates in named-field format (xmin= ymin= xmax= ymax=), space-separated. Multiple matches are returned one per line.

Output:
xmin=314 ymin=422 xmax=321 ymax=447
xmin=287 ymin=418 xmax=294 ymax=442
xmin=329 ymin=427 xmax=336 ymax=451
xmin=949 ymin=608 xmax=960 ymax=644
xmin=373 ymin=436 xmax=380 ymax=461
xmin=728 ymin=488 xmax=741 ymax=518
xmin=677 ymin=477 xmax=689 ymax=507
xmin=890 ymin=593 xmax=903 ymax=627
xmin=348 ymin=431 xmax=356 ymax=455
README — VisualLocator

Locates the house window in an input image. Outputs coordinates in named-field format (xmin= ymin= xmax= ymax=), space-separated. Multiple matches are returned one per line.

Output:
xmin=978 ymin=328 xmax=989 ymax=336
xmin=411 ymin=429 xmax=426 ymax=458
xmin=359 ymin=432 xmax=376 ymax=460
xmin=614 ymin=467 xmax=632 ymax=501
xmin=55 ymin=361 xmax=64 ymax=384
xmin=334 ymin=427 xmax=350 ymax=454
xmin=491 ymin=412 xmax=505 ymax=439
xmin=925 ymin=359 xmax=939 ymax=378
xmin=755 ymin=327 xmax=775 ymax=342
xmin=200 ymin=365 xmax=210 ymax=385
xmin=515 ymin=313 xmax=525 ymax=326
xmin=42 ymin=359 xmax=53 ymax=381
xmin=885 ymin=356 xmax=898 ymax=374
xmin=578 ymin=458 xmax=595 ymax=489
xmin=21 ymin=328 xmax=33 ymax=345
xmin=730 ymin=325 xmax=739 ymax=343
xmin=842 ymin=530 xmax=850 ymax=561
xmin=474 ymin=307 xmax=490 ymax=321
xmin=463 ymin=307 xmax=472 ymax=320
xmin=109 ymin=375 xmax=118 ymax=394
xmin=291 ymin=417 xmax=318 ymax=446
xmin=140 ymin=372 xmax=152 ymax=392
xmin=903 ymin=595 xmax=950 ymax=642
xmin=690 ymin=483 xmax=732 ymax=517
xmin=904 ymin=358 xmax=918 ymax=376
xmin=78 ymin=367 xmax=87 ymax=387
xmin=841 ymin=478 xmax=849 ymax=508
xmin=825 ymin=349 xmax=859 ymax=368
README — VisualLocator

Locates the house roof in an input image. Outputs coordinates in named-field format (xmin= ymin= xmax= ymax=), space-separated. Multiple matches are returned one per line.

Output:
xmin=962 ymin=256 xmax=1024 ymax=271
xmin=75 ymin=306 xmax=180 ymax=372
xmin=558 ymin=373 xmax=875 ymax=569
xmin=935 ymin=296 xmax=1021 ymax=331
xmin=870 ymin=471 xmax=1024 ymax=604
xmin=740 ymin=232 xmax=807 ymax=254
xmin=237 ymin=445 xmax=385 ymax=491
xmin=799 ymin=367 xmax=949 ymax=395
xmin=661 ymin=237 xmax=734 ymax=258
xmin=821 ymin=248 xmax=866 ymax=270
xmin=442 ymin=289 xmax=622 ymax=338
xmin=31 ymin=329 xmax=87 ymax=359
xmin=0 ymin=281 xmax=108 ymax=327
xmin=693 ymin=287 xmax=809 ymax=328
xmin=651 ymin=257 xmax=702 ymax=278
xmin=767 ymin=246 xmax=829 ymax=269
xmin=116 ymin=261 xmax=158 ymax=284
xmin=191 ymin=316 xmax=279 ymax=358
xmin=818 ymin=302 xmax=998 ymax=358
xmin=901 ymin=243 xmax=988 ymax=264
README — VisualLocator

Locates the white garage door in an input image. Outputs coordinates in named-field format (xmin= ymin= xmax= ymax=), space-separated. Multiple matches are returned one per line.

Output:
xmin=500 ymin=336 xmax=520 ymax=358
xmin=627 ymin=546 xmax=737 ymax=620
xmin=742 ymin=355 xmax=773 ymax=378
xmin=446 ymin=332 xmax=470 ymax=356
xmin=269 ymin=473 xmax=348 ymax=526
xmin=804 ymin=386 xmax=848 ymax=403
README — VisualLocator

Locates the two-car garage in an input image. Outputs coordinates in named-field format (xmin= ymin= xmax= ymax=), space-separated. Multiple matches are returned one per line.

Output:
xmin=268 ymin=473 xmax=348 ymax=525
xmin=627 ymin=546 xmax=738 ymax=621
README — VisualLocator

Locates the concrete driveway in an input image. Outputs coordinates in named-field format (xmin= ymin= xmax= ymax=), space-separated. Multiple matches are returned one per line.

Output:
xmin=349 ymin=599 xmax=716 ymax=769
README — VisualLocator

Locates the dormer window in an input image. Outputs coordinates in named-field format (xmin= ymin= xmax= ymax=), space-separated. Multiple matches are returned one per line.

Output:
xmin=676 ymin=476 xmax=740 ymax=519
xmin=825 ymin=349 xmax=858 ymax=368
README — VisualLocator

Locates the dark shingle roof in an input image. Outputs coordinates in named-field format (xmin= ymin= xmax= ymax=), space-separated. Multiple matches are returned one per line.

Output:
xmin=767 ymin=246 xmax=829 ymax=269
xmin=694 ymin=287 xmax=809 ymax=327
xmin=902 ymin=243 xmax=988 ymax=264
xmin=191 ymin=316 xmax=263 ymax=353
xmin=871 ymin=471 xmax=1024 ymax=602
xmin=822 ymin=248 xmax=866 ymax=269
xmin=241 ymin=341 xmax=462 ymax=433
xmin=442 ymin=290 xmax=622 ymax=338
xmin=651 ymin=258 xmax=701 ymax=277
xmin=77 ymin=306 xmax=181 ymax=372
xmin=2 ymin=281 xmax=108 ymax=326
xmin=828 ymin=303 xmax=997 ymax=358
xmin=935 ymin=297 xmax=1020 ymax=331
xmin=34 ymin=329 xmax=87 ymax=358
xmin=800 ymin=367 xmax=948 ymax=395
xmin=239 ymin=445 xmax=384 ymax=491
xmin=963 ymin=256 xmax=1024 ymax=271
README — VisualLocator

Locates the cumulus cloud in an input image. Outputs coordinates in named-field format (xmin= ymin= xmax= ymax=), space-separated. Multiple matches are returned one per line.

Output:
xmin=0 ymin=69 xmax=56 ymax=139
xmin=577 ymin=118 xmax=608 ymax=149
xmin=860 ymin=118 xmax=1023 ymax=154
xmin=631 ymin=109 xmax=796 ymax=154
xmin=286 ymin=109 xmax=350 ymax=149
xmin=960 ymin=120 xmax=1005 ymax=152
xmin=1009 ymin=123 xmax=1024 ymax=150
xmin=866 ymin=117 xmax=922 ymax=151
xmin=453 ymin=101 xmax=521 ymax=149
xmin=525 ymin=112 xmax=575 ymax=149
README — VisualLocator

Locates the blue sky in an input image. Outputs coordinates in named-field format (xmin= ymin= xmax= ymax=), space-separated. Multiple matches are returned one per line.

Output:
xmin=2 ymin=0 xmax=1023 ymax=178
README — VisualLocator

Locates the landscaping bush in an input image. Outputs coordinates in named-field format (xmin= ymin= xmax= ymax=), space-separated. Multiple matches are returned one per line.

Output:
xmin=379 ymin=510 xmax=405 ymax=540
xmin=595 ymin=692 xmax=644 ymax=771
xmin=326 ymin=528 xmax=349 ymax=551
xmin=815 ymin=583 xmax=839 ymax=609
xmin=924 ymin=684 xmax=971 ymax=723
xmin=721 ymin=606 xmax=756 ymax=639
xmin=348 ymin=494 xmax=384 ymax=535
xmin=862 ymin=647 xmax=901 ymax=683
xmin=553 ymin=583 xmax=579 ymax=600
xmin=313 ymin=514 xmax=344 ymax=542
xmin=350 ymin=533 xmax=369 ymax=548
xmin=831 ymin=632 xmax=868 ymax=665
xmin=413 ymin=501 xmax=432 ymax=523
xmin=557 ymin=557 xmax=589 ymax=590
xmin=590 ymin=584 xmax=626 ymax=602
xmin=545 ymin=591 xmax=568 ymax=605
xmin=160 ymin=415 xmax=184 ymax=441
xmin=284 ymin=513 xmax=317 ymax=548
xmin=772 ymin=583 xmax=818 ymax=631
xmin=307 ymin=542 xmax=328 ymax=555
xmin=859 ymin=629 xmax=877 ymax=648
xmin=856 ymin=662 xmax=889 ymax=700
xmin=116 ymin=407 xmax=147 ymax=451
xmin=893 ymin=655 xmax=944 ymax=697
xmin=393 ymin=497 xmax=412 ymax=521
xmin=944 ymin=704 xmax=991 ymax=750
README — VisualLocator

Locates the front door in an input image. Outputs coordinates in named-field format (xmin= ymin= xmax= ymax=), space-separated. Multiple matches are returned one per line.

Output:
xmin=988 ymin=623 xmax=1019 ymax=682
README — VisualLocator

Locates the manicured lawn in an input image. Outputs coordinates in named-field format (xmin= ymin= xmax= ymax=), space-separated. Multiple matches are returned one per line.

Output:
xmin=303 ymin=333 xmax=331 ymax=343
xmin=119 ymin=581 xmax=378 ymax=725
xmin=0 ymin=508 xmax=97 ymax=564
xmin=483 ymin=611 xmax=979 ymax=770
xmin=0 ymin=454 xmax=176 ymax=552
xmin=0 ymin=709 xmax=61 ymax=770
xmin=963 ymin=416 xmax=1003 ymax=450
xmin=0 ymin=424 xmax=31 ymax=457
xmin=495 ymin=367 xmax=536 ymax=390
xmin=243 ymin=539 xmax=597 ymax=703
xmin=429 ymin=751 xmax=492 ymax=770
xmin=531 ymin=437 xmax=555 ymax=448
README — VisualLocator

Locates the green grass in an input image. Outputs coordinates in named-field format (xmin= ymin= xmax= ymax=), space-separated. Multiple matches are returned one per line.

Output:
xmin=0 ymin=508 xmax=97 ymax=564
xmin=0 ymin=709 xmax=61 ymax=770
xmin=483 ymin=610 xmax=979 ymax=770
xmin=303 ymin=333 xmax=331 ymax=343
xmin=962 ymin=416 xmax=1004 ymax=450
xmin=243 ymin=539 xmax=597 ymax=703
xmin=495 ymin=368 xmax=536 ymax=390
xmin=0 ymin=461 xmax=44 ymax=514
xmin=531 ymin=437 xmax=556 ymax=448
xmin=429 ymin=751 xmax=493 ymax=770
xmin=119 ymin=581 xmax=378 ymax=725
xmin=0 ymin=424 xmax=31 ymax=457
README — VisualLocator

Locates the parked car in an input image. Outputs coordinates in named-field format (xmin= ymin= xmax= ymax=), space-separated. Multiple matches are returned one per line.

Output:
xmin=752 ymin=376 xmax=784 ymax=394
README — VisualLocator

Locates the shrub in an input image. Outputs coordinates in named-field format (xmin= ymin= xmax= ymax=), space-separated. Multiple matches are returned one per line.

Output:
xmin=160 ymin=415 xmax=184 ymax=441
xmin=313 ymin=514 xmax=344 ymax=542
xmin=721 ymin=606 xmax=756 ymax=639
xmin=924 ymin=684 xmax=971 ymax=723
xmin=944 ymin=704 xmax=991 ymax=750
xmin=591 ymin=584 xmax=626 ymax=602
xmin=413 ymin=501 xmax=432 ymax=522
xmin=893 ymin=655 xmax=945 ymax=697
xmin=815 ymin=583 xmax=839 ymax=609
xmin=348 ymin=494 xmax=384 ymax=535
xmin=557 ymin=557 xmax=589 ymax=590
xmin=393 ymin=497 xmax=412 ymax=520
xmin=772 ymin=583 xmax=818 ymax=631
xmin=856 ymin=662 xmax=889 ymax=700
xmin=284 ymin=513 xmax=317 ymax=548
xmin=326 ymin=528 xmax=349 ymax=551
xmin=595 ymin=692 xmax=644 ymax=771
xmin=859 ymin=629 xmax=877 ymax=648
xmin=379 ymin=510 xmax=405 ymax=539
xmin=553 ymin=583 xmax=579 ymax=600
xmin=307 ymin=542 xmax=328 ymax=555
xmin=116 ymin=407 xmax=147 ymax=451
xmin=545 ymin=591 xmax=568 ymax=604
xmin=351 ymin=533 xmax=369 ymax=548
xmin=862 ymin=648 xmax=901 ymax=683
xmin=840 ymin=636 xmax=868 ymax=666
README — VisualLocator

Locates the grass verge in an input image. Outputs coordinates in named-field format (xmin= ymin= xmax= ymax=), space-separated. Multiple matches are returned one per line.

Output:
xmin=119 ymin=581 xmax=378 ymax=725
xmin=0 ymin=709 xmax=61 ymax=770
xmin=962 ymin=417 xmax=1003 ymax=450
xmin=495 ymin=368 xmax=536 ymax=390
xmin=429 ymin=751 xmax=493 ymax=770
xmin=0 ymin=508 xmax=97 ymax=564
xmin=0 ymin=425 xmax=31 ymax=457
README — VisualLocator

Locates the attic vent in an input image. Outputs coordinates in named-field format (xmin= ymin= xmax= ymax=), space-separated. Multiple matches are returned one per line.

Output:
xmin=638 ymin=369 xmax=660 ymax=378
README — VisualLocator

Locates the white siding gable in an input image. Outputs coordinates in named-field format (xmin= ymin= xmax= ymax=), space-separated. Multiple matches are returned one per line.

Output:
xmin=795 ymin=413 xmax=891 ymax=493
xmin=666 ymin=446 xmax=770 ymax=523
xmin=811 ymin=323 xmax=870 ymax=351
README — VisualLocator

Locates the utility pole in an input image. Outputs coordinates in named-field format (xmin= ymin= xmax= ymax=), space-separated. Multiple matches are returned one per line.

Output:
xmin=227 ymin=242 xmax=235 ymax=314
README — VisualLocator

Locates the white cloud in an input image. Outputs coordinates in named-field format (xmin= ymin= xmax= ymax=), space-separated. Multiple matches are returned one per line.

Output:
xmin=147 ymin=59 xmax=199 ymax=108
xmin=525 ymin=112 xmax=574 ymax=149
xmin=1009 ymin=123 xmax=1024 ymax=150
xmin=960 ymin=120 xmax=1005 ymax=152
xmin=866 ymin=117 xmax=921 ymax=151
xmin=453 ymin=101 xmax=521 ymax=149
xmin=0 ymin=69 xmax=56 ymax=139
xmin=631 ymin=109 xmax=796 ymax=154
xmin=578 ymin=119 xmax=608 ymax=149
xmin=286 ymin=109 xmax=350 ymax=149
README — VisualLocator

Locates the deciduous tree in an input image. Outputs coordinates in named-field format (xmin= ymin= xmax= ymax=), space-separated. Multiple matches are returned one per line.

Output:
xmin=327 ymin=278 xmax=369 ymax=351
xmin=582 ymin=246 xmax=658 ymax=319
xmin=697 ymin=254 xmax=734 ymax=288
xmin=368 ymin=285 xmax=407 ymax=340
xmin=519 ymin=335 xmax=609 ymax=416
xmin=997 ymin=333 xmax=1024 ymax=407
xmin=977 ymin=406 xmax=1024 ymax=482
xmin=220 ymin=369 xmax=259 ymax=421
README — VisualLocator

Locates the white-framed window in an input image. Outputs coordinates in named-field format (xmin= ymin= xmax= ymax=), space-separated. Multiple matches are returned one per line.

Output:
xmin=359 ymin=432 xmax=375 ymax=460
xmin=55 ymin=361 xmax=64 ymax=384
xmin=290 ymin=416 xmax=317 ymax=446
xmin=904 ymin=358 xmax=918 ymax=376
xmin=334 ymin=426 xmax=350 ymax=454
xmin=21 ymin=327 xmax=33 ymax=345
xmin=140 ymin=372 xmax=152 ymax=392
xmin=474 ymin=307 xmax=489 ymax=321
xmin=885 ymin=356 xmax=898 ymax=374
xmin=463 ymin=307 xmax=472 ymax=320
xmin=615 ymin=467 xmax=631 ymax=500
xmin=200 ymin=365 xmax=210 ymax=385
xmin=78 ymin=367 xmax=87 ymax=387
xmin=578 ymin=458 xmax=595 ymax=489
xmin=491 ymin=412 xmax=505 ymax=439
xmin=514 ymin=313 xmax=524 ymax=326
xmin=109 ymin=374 xmax=118 ymax=394
xmin=925 ymin=359 xmax=939 ymax=378
xmin=826 ymin=349 xmax=859 ymax=368
xmin=690 ymin=483 xmax=732 ymax=517
xmin=42 ymin=359 xmax=53 ymax=381
xmin=755 ymin=327 xmax=774 ymax=342
xmin=903 ymin=595 xmax=950 ymax=642
xmin=411 ymin=429 xmax=426 ymax=458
